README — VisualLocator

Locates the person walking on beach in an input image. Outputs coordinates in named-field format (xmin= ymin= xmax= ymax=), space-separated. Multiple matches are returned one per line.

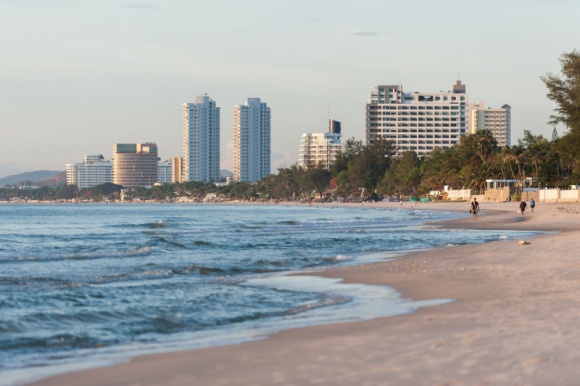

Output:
xmin=470 ymin=198 xmax=479 ymax=221
xmin=519 ymin=199 xmax=527 ymax=216
xmin=530 ymin=198 xmax=535 ymax=212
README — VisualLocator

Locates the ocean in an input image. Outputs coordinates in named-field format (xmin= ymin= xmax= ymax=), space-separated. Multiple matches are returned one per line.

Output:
xmin=0 ymin=203 xmax=536 ymax=385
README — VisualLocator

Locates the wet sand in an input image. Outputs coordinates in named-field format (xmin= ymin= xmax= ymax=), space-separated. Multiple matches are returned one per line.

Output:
xmin=29 ymin=201 xmax=580 ymax=385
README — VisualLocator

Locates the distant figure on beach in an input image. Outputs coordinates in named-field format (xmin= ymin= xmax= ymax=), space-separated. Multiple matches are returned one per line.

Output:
xmin=470 ymin=198 xmax=479 ymax=221
xmin=530 ymin=198 xmax=535 ymax=212
xmin=519 ymin=200 xmax=527 ymax=215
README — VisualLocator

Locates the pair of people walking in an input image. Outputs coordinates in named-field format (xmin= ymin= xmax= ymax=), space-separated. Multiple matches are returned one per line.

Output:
xmin=519 ymin=198 xmax=535 ymax=215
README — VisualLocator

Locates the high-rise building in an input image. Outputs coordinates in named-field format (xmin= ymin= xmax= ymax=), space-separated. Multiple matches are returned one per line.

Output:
xmin=366 ymin=81 xmax=469 ymax=156
xmin=298 ymin=119 xmax=345 ymax=169
xmin=113 ymin=143 xmax=159 ymax=187
xmin=469 ymin=101 xmax=511 ymax=147
xmin=172 ymin=156 xmax=185 ymax=183
xmin=66 ymin=154 xmax=113 ymax=188
xmin=157 ymin=160 xmax=172 ymax=184
xmin=233 ymin=98 xmax=271 ymax=182
xmin=183 ymin=96 xmax=220 ymax=182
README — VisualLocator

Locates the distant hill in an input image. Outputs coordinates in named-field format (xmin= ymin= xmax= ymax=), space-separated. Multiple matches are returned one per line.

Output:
xmin=1 ymin=170 xmax=232 ymax=187
xmin=0 ymin=170 xmax=64 ymax=187
xmin=220 ymin=169 xmax=233 ymax=178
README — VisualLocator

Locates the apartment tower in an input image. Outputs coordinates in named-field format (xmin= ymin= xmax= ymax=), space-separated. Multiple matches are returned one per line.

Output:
xmin=366 ymin=81 xmax=469 ymax=156
xmin=183 ymin=96 xmax=221 ymax=182
xmin=113 ymin=143 xmax=159 ymax=187
xmin=469 ymin=102 xmax=511 ymax=147
xmin=233 ymin=98 xmax=271 ymax=182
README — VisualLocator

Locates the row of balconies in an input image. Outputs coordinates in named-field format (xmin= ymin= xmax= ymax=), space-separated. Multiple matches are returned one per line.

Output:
xmin=369 ymin=105 xmax=461 ymax=110
xmin=397 ymin=140 xmax=455 ymax=145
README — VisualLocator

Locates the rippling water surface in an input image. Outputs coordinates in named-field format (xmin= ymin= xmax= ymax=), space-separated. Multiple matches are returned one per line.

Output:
xmin=0 ymin=203 xmax=535 ymax=385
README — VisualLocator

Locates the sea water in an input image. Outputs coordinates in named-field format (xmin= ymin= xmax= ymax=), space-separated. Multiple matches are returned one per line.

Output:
xmin=0 ymin=204 xmax=537 ymax=385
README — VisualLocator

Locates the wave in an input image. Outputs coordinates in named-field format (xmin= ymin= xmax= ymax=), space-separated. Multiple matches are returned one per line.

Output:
xmin=278 ymin=220 xmax=300 ymax=226
xmin=0 ymin=333 xmax=109 ymax=356
xmin=171 ymin=264 xmax=227 ymax=276
xmin=154 ymin=237 xmax=190 ymax=249
xmin=109 ymin=220 xmax=169 ymax=229
xmin=0 ymin=245 xmax=156 ymax=265
xmin=0 ymin=276 xmax=83 ymax=289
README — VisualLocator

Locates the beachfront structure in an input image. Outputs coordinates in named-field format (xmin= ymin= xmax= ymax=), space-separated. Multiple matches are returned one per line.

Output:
xmin=366 ymin=81 xmax=469 ymax=157
xmin=65 ymin=154 xmax=113 ymax=188
xmin=233 ymin=98 xmax=271 ymax=182
xmin=298 ymin=119 xmax=345 ymax=169
xmin=157 ymin=160 xmax=172 ymax=183
xmin=469 ymin=101 xmax=511 ymax=147
xmin=113 ymin=143 xmax=159 ymax=187
xmin=183 ymin=96 xmax=221 ymax=182
xmin=172 ymin=156 xmax=185 ymax=183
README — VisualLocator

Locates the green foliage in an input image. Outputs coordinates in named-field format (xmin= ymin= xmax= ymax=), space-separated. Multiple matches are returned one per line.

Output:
xmin=55 ymin=185 xmax=78 ymax=200
xmin=541 ymin=49 xmax=580 ymax=180
xmin=301 ymin=164 xmax=331 ymax=198
xmin=344 ymin=139 xmax=394 ymax=192
xmin=378 ymin=150 xmax=420 ymax=195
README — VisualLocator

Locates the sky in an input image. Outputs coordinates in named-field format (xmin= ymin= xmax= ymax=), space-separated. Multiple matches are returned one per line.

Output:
xmin=1 ymin=0 xmax=579 ymax=179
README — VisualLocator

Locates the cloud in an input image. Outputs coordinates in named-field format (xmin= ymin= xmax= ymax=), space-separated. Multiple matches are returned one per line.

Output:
xmin=120 ymin=4 xmax=160 ymax=10
xmin=271 ymin=150 xmax=298 ymax=171
xmin=348 ymin=31 xmax=383 ymax=37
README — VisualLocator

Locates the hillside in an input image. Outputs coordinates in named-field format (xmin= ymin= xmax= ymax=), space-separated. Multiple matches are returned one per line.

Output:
xmin=0 ymin=170 xmax=64 ymax=187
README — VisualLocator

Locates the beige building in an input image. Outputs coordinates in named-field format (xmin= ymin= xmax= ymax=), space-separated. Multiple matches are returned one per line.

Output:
xmin=172 ymin=157 xmax=185 ymax=183
xmin=469 ymin=101 xmax=511 ymax=147
xmin=366 ymin=81 xmax=469 ymax=157
xmin=113 ymin=143 xmax=159 ymax=187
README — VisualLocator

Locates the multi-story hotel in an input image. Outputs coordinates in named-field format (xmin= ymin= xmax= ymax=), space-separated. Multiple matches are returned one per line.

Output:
xmin=233 ymin=98 xmax=271 ymax=182
xmin=66 ymin=154 xmax=113 ymax=188
xmin=469 ymin=101 xmax=511 ymax=147
xmin=183 ymin=96 xmax=221 ymax=182
xmin=113 ymin=143 xmax=159 ymax=187
xmin=298 ymin=119 xmax=345 ymax=169
xmin=366 ymin=81 xmax=469 ymax=156
xmin=157 ymin=160 xmax=172 ymax=184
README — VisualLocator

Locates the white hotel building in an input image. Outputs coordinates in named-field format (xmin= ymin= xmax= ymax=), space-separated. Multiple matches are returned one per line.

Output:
xmin=66 ymin=154 xmax=113 ymax=188
xmin=233 ymin=98 xmax=271 ymax=182
xmin=157 ymin=160 xmax=172 ymax=184
xmin=366 ymin=81 xmax=469 ymax=156
xmin=298 ymin=119 xmax=345 ymax=169
xmin=183 ymin=96 xmax=221 ymax=182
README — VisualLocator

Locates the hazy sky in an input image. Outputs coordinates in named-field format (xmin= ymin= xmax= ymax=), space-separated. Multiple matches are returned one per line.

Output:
xmin=1 ymin=0 xmax=579 ymax=178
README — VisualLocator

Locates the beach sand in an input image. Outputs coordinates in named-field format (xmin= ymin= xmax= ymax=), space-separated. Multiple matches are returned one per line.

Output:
xmin=29 ymin=201 xmax=580 ymax=386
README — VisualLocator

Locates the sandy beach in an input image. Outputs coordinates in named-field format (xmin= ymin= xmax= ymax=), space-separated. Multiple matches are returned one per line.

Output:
xmin=28 ymin=201 xmax=580 ymax=386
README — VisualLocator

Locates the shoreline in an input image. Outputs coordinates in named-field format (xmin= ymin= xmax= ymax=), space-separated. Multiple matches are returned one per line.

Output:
xmin=27 ymin=202 xmax=580 ymax=385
